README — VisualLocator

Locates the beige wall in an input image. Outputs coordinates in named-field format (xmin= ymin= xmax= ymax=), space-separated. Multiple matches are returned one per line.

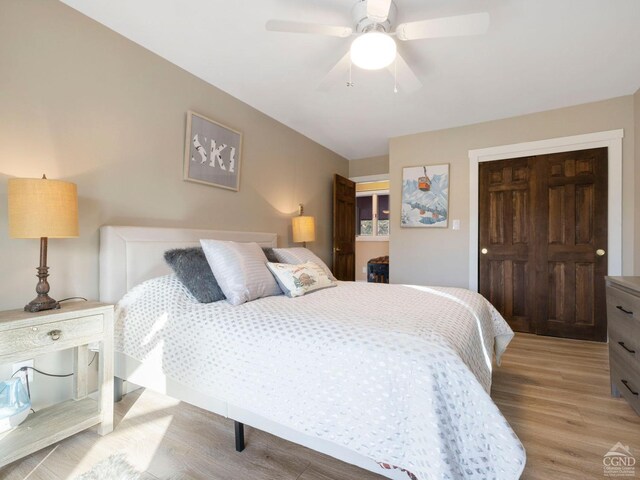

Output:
xmin=0 ymin=0 xmax=347 ymax=405
xmin=390 ymin=96 xmax=636 ymax=287
xmin=349 ymin=155 xmax=389 ymax=177
xmin=0 ymin=0 xmax=347 ymax=311
xmin=355 ymin=241 xmax=389 ymax=282
xmin=635 ymin=87 xmax=640 ymax=274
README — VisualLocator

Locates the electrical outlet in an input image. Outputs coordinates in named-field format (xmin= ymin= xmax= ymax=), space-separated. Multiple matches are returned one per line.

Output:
xmin=13 ymin=359 xmax=34 ymax=386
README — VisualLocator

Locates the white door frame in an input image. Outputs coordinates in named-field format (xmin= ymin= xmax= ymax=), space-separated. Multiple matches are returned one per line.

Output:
xmin=468 ymin=129 xmax=624 ymax=291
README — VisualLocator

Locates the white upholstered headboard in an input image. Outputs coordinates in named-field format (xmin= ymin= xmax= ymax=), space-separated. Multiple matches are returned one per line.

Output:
xmin=99 ymin=226 xmax=277 ymax=304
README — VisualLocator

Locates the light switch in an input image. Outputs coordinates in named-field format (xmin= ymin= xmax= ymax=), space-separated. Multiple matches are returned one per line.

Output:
xmin=452 ymin=219 xmax=461 ymax=230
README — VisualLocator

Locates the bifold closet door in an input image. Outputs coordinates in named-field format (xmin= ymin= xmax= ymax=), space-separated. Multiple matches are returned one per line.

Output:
xmin=534 ymin=148 xmax=608 ymax=341
xmin=479 ymin=157 xmax=536 ymax=334
xmin=479 ymin=148 xmax=608 ymax=341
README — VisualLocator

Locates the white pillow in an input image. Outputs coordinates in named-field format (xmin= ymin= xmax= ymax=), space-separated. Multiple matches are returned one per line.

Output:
xmin=271 ymin=248 xmax=336 ymax=281
xmin=200 ymin=240 xmax=281 ymax=306
xmin=266 ymin=262 xmax=336 ymax=297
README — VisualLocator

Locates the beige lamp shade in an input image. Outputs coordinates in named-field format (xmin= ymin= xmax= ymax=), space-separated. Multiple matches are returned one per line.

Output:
xmin=292 ymin=215 xmax=315 ymax=243
xmin=8 ymin=177 xmax=79 ymax=238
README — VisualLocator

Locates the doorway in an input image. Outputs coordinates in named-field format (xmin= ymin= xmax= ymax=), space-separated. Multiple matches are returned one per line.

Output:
xmin=355 ymin=180 xmax=390 ymax=282
xmin=478 ymin=148 xmax=608 ymax=341
xmin=332 ymin=174 xmax=391 ymax=282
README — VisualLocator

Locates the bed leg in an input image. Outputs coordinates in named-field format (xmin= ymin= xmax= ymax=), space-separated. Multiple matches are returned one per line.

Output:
xmin=234 ymin=421 xmax=245 ymax=452
xmin=114 ymin=377 xmax=124 ymax=403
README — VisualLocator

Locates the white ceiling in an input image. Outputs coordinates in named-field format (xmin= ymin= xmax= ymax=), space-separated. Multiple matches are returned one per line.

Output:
xmin=60 ymin=0 xmax=640 ymax=160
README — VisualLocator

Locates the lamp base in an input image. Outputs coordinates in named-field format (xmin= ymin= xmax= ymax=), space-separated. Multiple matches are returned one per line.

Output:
xmin=24 ymin=294 xmax=60 ymax=313
xmin=24 ymin=237 xmax=60 ymax=313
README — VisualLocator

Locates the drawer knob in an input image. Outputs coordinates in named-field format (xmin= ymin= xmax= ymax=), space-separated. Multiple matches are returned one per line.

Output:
xmin=616 ymin=305 xmax=633 ymax=315
xmin=621 ymin=379 xmax=639 ymax=396
xmin=618 ymin=341 xmax=636 ymax=354
xmin=48 ymin=329 xmax=62 ymax=341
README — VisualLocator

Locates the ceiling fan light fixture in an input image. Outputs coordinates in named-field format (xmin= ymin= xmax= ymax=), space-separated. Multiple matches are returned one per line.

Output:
xmin=350 ymin=32 xmax=396 ymax=70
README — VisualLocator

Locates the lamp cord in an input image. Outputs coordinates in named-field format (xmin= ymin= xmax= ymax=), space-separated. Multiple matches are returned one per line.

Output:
xmin=58 ymin=296 xmax=88 ymax=303
xmin=10 ymin=354 xmax=99 ymax=412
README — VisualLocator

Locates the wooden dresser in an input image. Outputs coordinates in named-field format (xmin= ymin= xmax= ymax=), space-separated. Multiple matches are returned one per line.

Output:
xmin=606 ymin=276 xmax=640 ymax=415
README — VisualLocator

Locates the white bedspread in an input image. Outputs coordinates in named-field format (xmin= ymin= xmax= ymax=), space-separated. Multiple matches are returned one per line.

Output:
xmin=115 ymin=275 xmax=525 ymax=479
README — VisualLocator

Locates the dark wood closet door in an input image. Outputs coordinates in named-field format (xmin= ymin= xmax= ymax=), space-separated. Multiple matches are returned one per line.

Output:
xmin=479 ymin=148 xmax=608 ymax=341
xmin=479 ymin=157 xmax=536 ymax=333
xmin=333 ymin=174 xmax=356 ymax=281
xmin=535 ymin=148 xmax=608 ymax=341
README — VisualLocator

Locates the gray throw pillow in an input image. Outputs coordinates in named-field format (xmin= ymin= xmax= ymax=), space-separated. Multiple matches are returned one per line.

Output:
xmin=164 ymin=247 xmax=226 ymax=303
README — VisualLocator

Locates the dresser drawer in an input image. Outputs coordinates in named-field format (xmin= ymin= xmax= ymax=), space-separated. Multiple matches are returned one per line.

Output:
xmin=608 ymin=308 xmax=640 ymax=364
xmin=606 ymin=284 xmax=640 ymax=324
xmin=0 ymin=314 xmax=104 ymax=358
xmin=610 ymin=348 xmax=640 ymax=415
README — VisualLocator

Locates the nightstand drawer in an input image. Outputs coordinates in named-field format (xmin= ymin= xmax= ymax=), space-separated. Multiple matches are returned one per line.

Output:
xmin=0 ymin=314 xmax=104 ymax=358
xmin=610 ymin=348 xmax=640 ymax=415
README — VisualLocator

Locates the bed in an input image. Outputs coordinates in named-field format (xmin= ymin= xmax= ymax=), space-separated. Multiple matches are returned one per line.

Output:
xmin=99 ymin=225 xmax=525 ymax=480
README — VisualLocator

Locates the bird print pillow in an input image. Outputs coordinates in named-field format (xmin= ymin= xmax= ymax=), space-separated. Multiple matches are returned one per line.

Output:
xmin=266 ymin=261 xmax=336 ymax=298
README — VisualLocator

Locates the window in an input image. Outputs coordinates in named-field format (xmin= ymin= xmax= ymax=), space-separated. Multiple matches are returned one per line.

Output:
xmin=356 ymin=191 xmax=389 ymax=239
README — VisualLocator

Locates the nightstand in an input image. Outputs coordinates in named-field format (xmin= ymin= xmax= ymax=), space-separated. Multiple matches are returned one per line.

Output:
xmin=0 ymin=302 xmax=114 ymax=467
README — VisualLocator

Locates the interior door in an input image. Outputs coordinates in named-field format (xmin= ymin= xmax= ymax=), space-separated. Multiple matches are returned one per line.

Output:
xmin=535 ymin=148 xmax=608 ymax=341
xmin=333 ymin=174 xmax=356 ymax=281
xmin=478 ymin=148 xmax=608 ymax=341
xmin=479 ymin=157 xmax=536 ymax=333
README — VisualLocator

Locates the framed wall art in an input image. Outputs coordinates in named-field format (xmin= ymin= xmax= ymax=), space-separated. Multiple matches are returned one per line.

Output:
xmin=183 ymin=111 xmax=242 ymax=191
xmin=401 ymin=164 xmax=449 ymax=228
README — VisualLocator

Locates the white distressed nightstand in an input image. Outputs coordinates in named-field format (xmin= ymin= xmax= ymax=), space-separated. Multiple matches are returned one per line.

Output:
xmin=0 ymin=302 xmax=114 ymax=467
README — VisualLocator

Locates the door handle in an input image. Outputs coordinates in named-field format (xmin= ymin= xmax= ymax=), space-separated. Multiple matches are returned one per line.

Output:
xmin=481 ymin=248 xmax=488 ymax=255
xmin=335 ymin=247 xmax=341 ymax=252
xmin=596 ymin=249 xmax=606 ymax=256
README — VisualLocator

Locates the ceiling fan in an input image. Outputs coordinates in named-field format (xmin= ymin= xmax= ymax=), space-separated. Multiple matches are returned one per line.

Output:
xmin=266 ymin=0 xmax=490 ymax=93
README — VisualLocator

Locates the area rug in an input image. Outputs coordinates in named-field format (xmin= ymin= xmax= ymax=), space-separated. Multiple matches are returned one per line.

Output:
xmin=75 ymin=453 xmax=141 ymax=480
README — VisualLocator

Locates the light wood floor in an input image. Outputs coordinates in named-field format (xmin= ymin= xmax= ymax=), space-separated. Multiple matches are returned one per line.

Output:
xmin=2 ymin=333 xmax=639 ymax=480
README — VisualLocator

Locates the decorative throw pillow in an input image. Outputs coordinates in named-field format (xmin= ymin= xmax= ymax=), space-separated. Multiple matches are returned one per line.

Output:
xmin=200 ymin=240 xmax=282 ymax=306
xmin=271 ymin=247 xmax=336 ymax=281
xmin=266 ymin=261 xmax=336 ymax=297
xmin=164 ymin=247 xmax=226 ymax=303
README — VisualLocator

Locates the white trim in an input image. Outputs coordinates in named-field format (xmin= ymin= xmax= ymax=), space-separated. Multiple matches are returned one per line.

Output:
xmin=356 ymin=236 xmax=389 ymax=242
xmin=468 ymin=129 xmax=624 ymax=291
xmin=349 ymin=173 xmax=389 ymax=183
xmin=356 ymin=189 xmax=389 ymax=197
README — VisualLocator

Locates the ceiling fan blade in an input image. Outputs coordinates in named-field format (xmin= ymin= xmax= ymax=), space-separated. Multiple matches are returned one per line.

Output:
xmin=367 ymin=0 xmax=393 ymax=23
xmin=386 ymin=53 xmax=422 ymax=94
xmin=396 ymin=12 xmax=490 ymax=41
xmin=317 ymin=51 xmax=352 ymax=92
xmin=266 ymin=20 xmax=352 ymax=38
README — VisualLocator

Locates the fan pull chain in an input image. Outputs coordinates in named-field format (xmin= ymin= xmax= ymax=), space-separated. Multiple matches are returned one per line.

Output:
xmin=347 ymin=60 xmax=354 ymax=88
xmin=393 ymin=57 xmax=398 ymax=93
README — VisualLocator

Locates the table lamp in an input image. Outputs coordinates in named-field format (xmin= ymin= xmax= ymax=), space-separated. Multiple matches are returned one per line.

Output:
xmin=292 ymin=204 xmax=315 ymax=248
xmin=8 ymin=175 xmax=79 ymax=312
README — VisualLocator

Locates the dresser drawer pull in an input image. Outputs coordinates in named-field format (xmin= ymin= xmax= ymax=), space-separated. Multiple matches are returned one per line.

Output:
xmin=47 ymin=329 xmax=62 ymax=341
xmin=621 ymin=380 xmax=639 ymax=396
xmin=616 ymin=305 xmax=633 ymax=315
xmin=618 ymin=342 xmax=636 ymax=354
